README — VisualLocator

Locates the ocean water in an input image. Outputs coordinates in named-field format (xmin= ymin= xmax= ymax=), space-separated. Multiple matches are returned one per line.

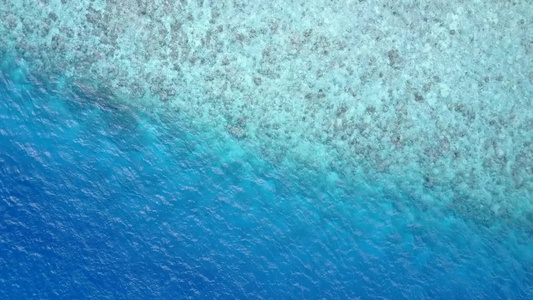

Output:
xmin=1 ymin=0 xmax=533 ymax=299
xmin=1 ymin=56 xmax=532 ymax=300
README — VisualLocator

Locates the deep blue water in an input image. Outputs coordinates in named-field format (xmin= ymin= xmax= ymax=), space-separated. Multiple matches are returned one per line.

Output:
xmin=0 ymin=63 xmax=532 ymax=299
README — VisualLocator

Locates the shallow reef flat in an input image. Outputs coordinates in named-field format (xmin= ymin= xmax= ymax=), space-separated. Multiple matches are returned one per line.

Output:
xmin=1 ymin=0 xmax=532 ymax=227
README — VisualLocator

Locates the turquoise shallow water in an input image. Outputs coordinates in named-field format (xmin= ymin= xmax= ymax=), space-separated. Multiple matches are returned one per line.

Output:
xmin=1 ymin=0 xmax=533 ymax=298
xmin=2 ymin=0 xmax=532 ymax=225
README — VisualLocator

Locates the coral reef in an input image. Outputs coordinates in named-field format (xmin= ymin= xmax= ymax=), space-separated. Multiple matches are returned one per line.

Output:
xmin=1 ymin=0 xmax=532 ymax=227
